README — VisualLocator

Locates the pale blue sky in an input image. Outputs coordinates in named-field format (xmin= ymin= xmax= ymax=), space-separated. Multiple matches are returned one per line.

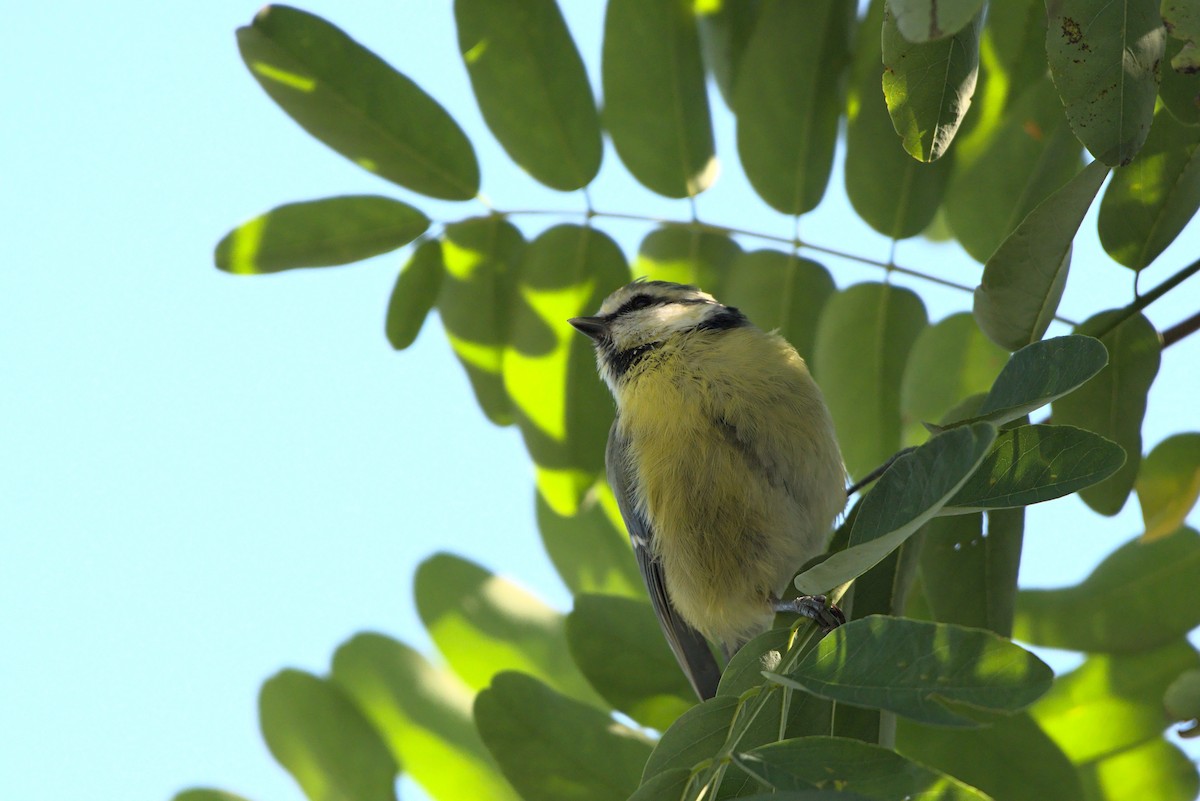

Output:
xmin=3 ymin=3 xmax=1198 ymax=801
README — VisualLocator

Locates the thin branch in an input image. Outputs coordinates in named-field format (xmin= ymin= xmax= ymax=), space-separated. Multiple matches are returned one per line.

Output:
xmin=1091 ymin=256 xmax=1200 ymax=340
xmin=1163 ymin=310 xmax=1200 ymax=349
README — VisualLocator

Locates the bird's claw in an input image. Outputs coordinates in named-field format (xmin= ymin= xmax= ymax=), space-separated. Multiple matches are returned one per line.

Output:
xmin=773 ymin=594 xmax=846 ymax=634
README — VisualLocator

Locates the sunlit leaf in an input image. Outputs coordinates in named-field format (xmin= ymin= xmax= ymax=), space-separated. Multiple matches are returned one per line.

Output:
xmin=1014 ymin=527 xmax=1200 ymax=651
xmin=1136 ymin=433 xmax=1200 ymax=541
xmin=215 ymin=196 xmax=428 ymax=275
xmin=918 ymin=510 xmax=1023 ymax=635
xmin=721 ymin=250 xmax=835 ymax=361
xmin=630 ymin=225 xmax=741 ymax=292
xmin=237 ymin=6 xmax=478 ymax=199
xmin=536 ymin=483 xmax=643 ymax=598
xmin=1045 ymin=0 xmax=1166 ymax=165
xmin=386 ymin=238 xmax=443 ymax=350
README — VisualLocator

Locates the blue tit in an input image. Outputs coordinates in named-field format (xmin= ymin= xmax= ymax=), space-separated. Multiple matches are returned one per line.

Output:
xmin=569 ymin=279 xmax=846 ymax=700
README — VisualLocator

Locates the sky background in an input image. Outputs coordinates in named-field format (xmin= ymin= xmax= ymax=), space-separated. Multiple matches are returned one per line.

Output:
xmin=4 ymin=3 xmax=1199 ymax=801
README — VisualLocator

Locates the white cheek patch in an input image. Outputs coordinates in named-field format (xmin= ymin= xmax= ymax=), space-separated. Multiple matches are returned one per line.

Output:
xmin=649 ymin=302 xmax=709 ymax=330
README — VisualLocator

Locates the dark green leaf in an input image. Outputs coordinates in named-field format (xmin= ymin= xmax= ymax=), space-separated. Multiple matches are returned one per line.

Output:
xmin=740 ymin=736 xmax=989 ymax=800
xmin=536 ymin=484 xmax=643 ymax=598
xmin=973 ymin=160 xmax=1109 ymax=350
xmin=899 ymin=312 xmax=1009 ymax=446
xmin=330 ymin=634 xmax=519 ymax=801
xmin=1165 ymin=669 xmax=1200 ymax=724
xmin=717 ymin=626 xmax=791 ymax=698
xmin=1136 ymin=433 xmax=1200 ymax=541
xmin=505 ymin=225 xmax=628 ymax=514
xmin=642 ymin=695 xmax=738 ymax=781
xmin=1052 ymin=311 xmax=1161 ymax=515
xmin=846 ymin=0 xmax=954 ymax=236
xmin=172 ymin=791 xmax=255 ymax=801
xmin=1014 ymin=527 xmax=1200 ymax=651
xmin=630 ymin=225 xmax=741 ymax=292
xmin=259 ymin=670 xmax=398 ymax=801
xmin=237 ymin=6 xmax=478 ymax=199
xmin=413 ymin=553 xmax=600 ymax=704
xmin=475 ymin=672 xmax=652 ymax=801
xmin=436 ymin=216 xmax=525 ymax=426
xmin=602 ymin=0 xmax=716 ymax=197
xmin=889 ymin=0 xmax=986 ymax=42
xmin=1161 ymin=37 xmax=1200 ymax=126
xmin=386 ymin=238 xmax=443 ymax=350
xmin=454 ymin=0 xmax=601 ymax=191
xmin=721 ymin=250 xmax=835 ymax=361
xmin=896 ymin=712 xmax=1084 ymax=801
xmin=984 ymin=0 xmax=1052 ymax=105
xmin=771 ymin=616 xmax=1052 ymax=727
xmin=1164 ymin=0 xmax=1200 ymax=70
xmin=945 ymin=77 xmax=1082 ymax=262
xmin=695 ymin=0 xmax=763 ymax=108
xmin=813 ymin=283 xmax=928 ymax=480
xmin=566 ymin=594 xmax=695 ymax=731
xmin=941 ymin=424 xmax=1126 ymax=513
xmin=215 ymin=196 xmax=428 ymax=275
xmin=627 ymin=769 xmax=692 ymax=801
xmin=734 ymin=0 xmax=852 ymax=213
xmin=795 ymin=423 xmax=996 ymax=594
xmin=882 ymin=5 xmax=983 ymax=161
xmin=1045 ymin=0 xmax=1166 ymax=165
xmin=1098 ymin=107 xmax=1200 ymax=270
xmin=918 ymin=510 xmax=1023 ymax=635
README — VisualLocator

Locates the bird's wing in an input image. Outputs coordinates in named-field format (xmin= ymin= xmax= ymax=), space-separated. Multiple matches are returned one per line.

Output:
xmin=606 ymin=420 xmax=723 ymax=701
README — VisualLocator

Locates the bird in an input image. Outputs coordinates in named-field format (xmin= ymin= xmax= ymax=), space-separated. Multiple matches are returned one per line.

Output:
xmin=569 ymin=279 xmax=847 ymax=701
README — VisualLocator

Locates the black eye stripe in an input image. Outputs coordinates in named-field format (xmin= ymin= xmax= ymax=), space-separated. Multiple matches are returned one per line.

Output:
xmin=610 ymin=294 xmax=712 ymax=319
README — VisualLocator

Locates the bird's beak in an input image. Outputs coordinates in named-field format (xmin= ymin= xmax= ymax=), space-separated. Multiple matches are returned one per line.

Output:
xmin=568 ymin=316 xmax=608 ymax=341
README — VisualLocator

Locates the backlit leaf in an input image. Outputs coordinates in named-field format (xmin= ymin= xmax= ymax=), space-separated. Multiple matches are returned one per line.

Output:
xmin=386 ymin=238 xmax=443 ymax=350
xmin=630 ymin=225 xmax=741 ymax=292
xmin=721 ymin=250 xmax=835 ymax=361
xmin=1136 ymin=433 xmax=1200 ymax=541
xmin=536 ymin=483 xmax=643 ymax=598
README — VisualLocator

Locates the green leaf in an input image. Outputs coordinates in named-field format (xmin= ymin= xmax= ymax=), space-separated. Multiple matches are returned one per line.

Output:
xmin=846 ymin=0 xmax=954 ymax=237
xmin=889 ymin=0 xmax=986 ymax=42
xmin=941 ymin=424 xmax=1127 ymax=513
xmin=770 ymin=616 xmax=1052 ymax=727
xmin=1064 ymin=738 xmax=1200 ymax=801
xmin=795 ymin=423 xmax=996 ymax=594
xmin=896 ymin=712 xmax=1085 ymax=801
xmin=1165 ymin=669 xmax=1200 ymax=725
xmin=695 ymin=0 xmax=763 ymax=108
xmin=504 ymin=224 xmax=629 ymax=514
xmin=413 ymin=553 xmax=600 ymax=705
xmin=1161 ymin=37 xmax=1200 ymax=126
xmin=899 ymin=312 xmax=1009 ymax=446
xmin=642 ymin=695 xmax=738 ymax=781
xmin=627 ymin=769 xmax=691 ymax=801
xmin=258 ymin=670 xmax=397 ymax=801
xmin=602 ymin=0 xmax=716 ymax=197
xmin=474 ymin=672 xmax=652 ymax=801
xmin=1137 ymin=433 xmax=1200 ymax=541
xmin=739 ymin=736 xmax=990 ymax=800
xmin=454 ymin=0 xmax=601 ymax=191
xmin=973 ymin=159 xmax=1109 ymax=351
xmin=436 ymin=216 xmax=525 ymax=426
xmin=1031 ymin=642 xmax=1200 ymax=763
xmin=1098 ymin=107 xmax=1200 ymax=270
xmin=945 ymin=77 xmax=1083 ymax=262
xmin=882 ymin=5 xmax=983 ymax=161
xmin=1052 ymin=311 xmax=1161 ymax=516
xmin=565 ymin=594 xmax=695 ymax=731
xmin=173 ymin=791 xmax=255 ymax=801
xmin=630 ymin=225 xmax=741 ymax=292
xmin=237 ymin=6 xmax=478 ymax=199
xmin=733 ymin=0 xmax=852 ymax=213
xmin=1164 ymin=0 xmax=1200 ymax=71
xmin=813 ymin=283 xmax=928 ymax=480
xmin=918 ymin=510 xmax=1024 ymax=635
xmin=1045 ymin=0 xmax=1166 ymax=165
xmin=536 ymin=483 xmax=643 ymax=598
xmin=721 ymin=250 xmax=835 ymax=360
xmin=717 ymin=626 xmax=790 ymax=698
xmin=330 ymin=634 xmax=520 ymax=801
xmin=1014 ymin=527 xmax=1200 ymax=652
xmin=215 ymin=196 xmax=428 ymax=275
xmin=985 ymin=0 xmax=1054 ymax=106
xmin=386 ymin=238 xmax=443 ymax=350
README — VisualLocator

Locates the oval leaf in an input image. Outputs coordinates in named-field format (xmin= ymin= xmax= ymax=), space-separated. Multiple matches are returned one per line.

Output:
xmin=695 ymin=0 xmax=763 ymax=108
xmin=215 ymin=195 xmax=428 ymax=275
xmin=386 ymin=238 xmax=444 ymax=350
xmin=772 ymin=616 xmax=1053 ymax=727
xmin=973 ymin=159 xmax=1109 ymax=351
xmin=1165 ymin=669 xmax=1200 ymax=726
xmin=941 ymin=424 xmax=1127 ymax=513
xmin=237 ymin=6 xmax=479 ymax=199
xmin=795 ymin=423 xmax=997 ymax=594
xmin=1045 ymin=0 xmax=1166 ymax=165
xmin=1014 ymin=526 xmax=1200 ymax=652
xmin=455 ymin=0 xmax=601 ymax=191
xmin=630 ymin=225 xmax=741 ymax=291
xmin=890 ymin=0 xmax=986 ymax=42
xmin=813 ymin=283 xmax=928 ymax=480
xmin=1136 ymin=433 xmax=1200 ymax=541
xmin=173 ymin=791 xmax=255 ymax=801
xmin=602 ymin=0 xmax=716 ymax=197
xmin=642 ymin=695 xmax=738 ymax=781
xmin=846 ymin=0 xmax=953 ymax=236
xmin=733 ymin=0 xmax=852 ymax=213
xmin=721 ymin=250 xmax=835 ymax=361
xmin=259 ymin=670 xmax=398 ymax=801
xmin=882 ymin=5 xmax=983 ymax=161
xmin=1098 ymin=107 xmax=1200 ymax=270
xmin=1051 ymin=311 xmax=1161 ymax=516
xmin=330 ymin=634 xmax=520 ymax=801
xmin=474 ymin=672 xmax=652 ymax=801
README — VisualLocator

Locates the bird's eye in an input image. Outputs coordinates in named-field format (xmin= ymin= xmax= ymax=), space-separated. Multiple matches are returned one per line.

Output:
xmin=627 ymin=294 xmax=653 ymax=311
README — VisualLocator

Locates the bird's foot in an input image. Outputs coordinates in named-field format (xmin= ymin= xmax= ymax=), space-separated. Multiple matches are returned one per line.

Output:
xmin=772 ymin=594 xmax=846 ymax=633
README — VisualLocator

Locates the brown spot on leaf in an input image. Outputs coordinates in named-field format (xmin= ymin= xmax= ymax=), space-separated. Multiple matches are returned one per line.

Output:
xmin=1061 ymin=17 xmax=1082 ymax=45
